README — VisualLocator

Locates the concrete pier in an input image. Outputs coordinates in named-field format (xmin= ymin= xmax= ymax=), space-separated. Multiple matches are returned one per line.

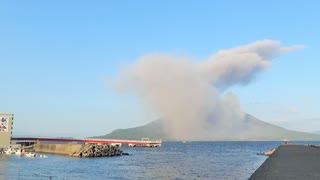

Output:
xmin=250 ymin=145 xmax=320 ymax=180
xmin=34 ymin=144 xmax=83 ymax=155
xmin=12 ymin=137 xmax=162 ymax=147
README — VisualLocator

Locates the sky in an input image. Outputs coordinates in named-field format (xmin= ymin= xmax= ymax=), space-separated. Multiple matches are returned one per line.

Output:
xmin=0 ymin=0 xmax=319 ymax=137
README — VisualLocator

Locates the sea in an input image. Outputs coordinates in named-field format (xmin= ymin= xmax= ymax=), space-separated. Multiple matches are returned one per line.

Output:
xmin=0 ymin=141 xmax=318 ymax=180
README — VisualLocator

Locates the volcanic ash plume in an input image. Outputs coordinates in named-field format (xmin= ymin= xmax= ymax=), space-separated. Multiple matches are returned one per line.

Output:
xmin=113 ymin=40 xmax=303 ymax=140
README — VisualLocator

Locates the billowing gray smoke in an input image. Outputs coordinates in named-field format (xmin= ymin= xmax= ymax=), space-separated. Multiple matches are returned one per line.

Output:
xmin=113 ymin=40 xmax=303 ymax=140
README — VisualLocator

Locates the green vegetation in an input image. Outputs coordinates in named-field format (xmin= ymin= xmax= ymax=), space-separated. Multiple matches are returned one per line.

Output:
xmin=92 ymin=120 xmax=168 ymax=140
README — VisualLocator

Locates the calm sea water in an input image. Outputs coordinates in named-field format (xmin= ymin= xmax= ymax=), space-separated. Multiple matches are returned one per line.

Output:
xmin=0 ymin=141 xmax=317 ymax=180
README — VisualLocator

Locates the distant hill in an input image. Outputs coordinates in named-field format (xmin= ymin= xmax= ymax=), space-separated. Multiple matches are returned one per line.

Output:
xmin=92 ymin=120 xmax=169 ymax=140
xmin=240 ymin=114 xmax=320 ymax=140
xmin=311 ymin=131 xmax=320 ymax=135
xmin=93 ymin=114 xmax=320 ymax=141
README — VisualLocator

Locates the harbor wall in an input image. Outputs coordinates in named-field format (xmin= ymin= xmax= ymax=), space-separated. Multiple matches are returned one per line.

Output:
xmin=249 ymin=145 xmax=320 ymax=179
xmin=34 ymin=144 xmax=83 ymax=155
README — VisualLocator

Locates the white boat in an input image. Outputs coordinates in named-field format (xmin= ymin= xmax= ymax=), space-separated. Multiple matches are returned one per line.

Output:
xmin=4 ymin=147 xmax=21 ymax=155
xmin=38 ymin=154 xmax=48 ymax=158
xmin=22 ymin=151 xmax=36 ymax=158
xmin=3 ymin=146 xmax=47 ymax=158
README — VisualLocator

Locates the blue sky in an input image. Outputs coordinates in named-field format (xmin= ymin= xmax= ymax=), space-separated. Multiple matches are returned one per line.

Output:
xmin=1 ymin=0 xmax=319 ymax=137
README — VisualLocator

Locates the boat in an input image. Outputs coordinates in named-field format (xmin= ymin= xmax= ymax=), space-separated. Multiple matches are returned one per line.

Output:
xmin=4 ymin=147 xmax=21 ymax=156
xmin=2 ymin=146 xmax=47 ymax=158
xmin=21 ymin=151 xmax=36 ymax=158
xmin=38 ymin=154 xmax=48 ymax=158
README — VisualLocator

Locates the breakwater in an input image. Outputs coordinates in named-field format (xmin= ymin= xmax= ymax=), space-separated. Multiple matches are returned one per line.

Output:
xmin=33 ymin=143 xmax=124 ymax=157
xmin=34 ymin=144 xmax=83 ymax=155
xmin=250 ymin=145 xmax=320 ymax=180
xmin=69 ymin=144 xmax=123 ymax=157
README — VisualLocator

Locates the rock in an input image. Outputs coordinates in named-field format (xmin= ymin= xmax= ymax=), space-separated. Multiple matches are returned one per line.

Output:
xmin=69 ymin=144 xmax=124 ymax=158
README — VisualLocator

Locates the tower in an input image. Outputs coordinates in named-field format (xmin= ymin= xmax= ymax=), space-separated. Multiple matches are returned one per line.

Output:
xmin=0 ymin=113 xmax=14 ymax=148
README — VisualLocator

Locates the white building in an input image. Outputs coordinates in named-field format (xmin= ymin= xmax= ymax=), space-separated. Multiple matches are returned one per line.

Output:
xmin=0 ymin=114 xmax=14 ymax=148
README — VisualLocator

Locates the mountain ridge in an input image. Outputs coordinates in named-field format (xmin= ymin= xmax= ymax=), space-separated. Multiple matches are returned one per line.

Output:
xmin=93 ymin=114 xmax=320 ymax=141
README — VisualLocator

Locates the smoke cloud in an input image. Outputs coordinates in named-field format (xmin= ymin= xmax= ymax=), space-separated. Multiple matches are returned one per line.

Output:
xmin=113 ymin=40 xmax=303 ymax=140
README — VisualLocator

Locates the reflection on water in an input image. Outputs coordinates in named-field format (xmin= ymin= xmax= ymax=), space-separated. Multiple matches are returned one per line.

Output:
xmin=0 ymin=155 xmax=9 ymax=179
xmin=1 ymin=141 xmax=310 ymax=179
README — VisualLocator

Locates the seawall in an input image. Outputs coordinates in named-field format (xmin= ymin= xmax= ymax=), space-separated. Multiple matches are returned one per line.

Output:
xmin=34 ymin=144 xmax=83 ymax=155
xmin=250 ymin=145 xmax=320 ymax=180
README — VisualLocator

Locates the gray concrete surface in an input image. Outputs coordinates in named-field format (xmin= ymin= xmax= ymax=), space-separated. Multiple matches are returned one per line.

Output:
xmin=250 ymin=145 xmax=320 ymax=180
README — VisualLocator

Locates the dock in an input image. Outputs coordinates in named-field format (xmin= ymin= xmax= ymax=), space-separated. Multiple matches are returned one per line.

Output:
xmin=250 ymin=145 xmax=320 ymax=180
xmin=11 ymin=137 xmax=162 ymax=147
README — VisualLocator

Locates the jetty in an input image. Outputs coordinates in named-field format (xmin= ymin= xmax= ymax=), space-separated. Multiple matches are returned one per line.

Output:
xmin=9 ymin=137 xmax=161 ymax=156
xmin=250 ymin=145 xmax=320 ymax=180
xmin=11 ymin=137 xmax=162 ymax=147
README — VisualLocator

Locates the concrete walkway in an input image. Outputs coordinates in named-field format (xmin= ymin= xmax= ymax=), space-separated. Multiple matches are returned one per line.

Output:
xmin=250 ymin=145 xmax=320 ymax=180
